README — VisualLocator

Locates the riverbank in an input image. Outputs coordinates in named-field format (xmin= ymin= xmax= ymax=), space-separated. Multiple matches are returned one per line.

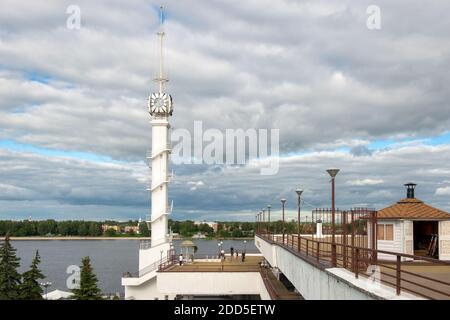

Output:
xmin=8 ymin=236 xmax=255 ymax=241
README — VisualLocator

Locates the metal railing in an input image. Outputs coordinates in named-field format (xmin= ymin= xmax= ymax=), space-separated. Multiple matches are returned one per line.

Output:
xmin=260 ymin=266 xmax=280 ymax=300
xmin=122 ymin=259 xmax=161 ymax=278
xmin=257 ymin=231 xmax=450 ymax=299
xmin=123 ymin=249 xmax=176 ymax=278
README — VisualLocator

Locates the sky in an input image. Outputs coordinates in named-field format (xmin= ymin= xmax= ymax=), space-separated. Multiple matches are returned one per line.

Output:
xmin=0 ymin=0 xmax=450 ymax=221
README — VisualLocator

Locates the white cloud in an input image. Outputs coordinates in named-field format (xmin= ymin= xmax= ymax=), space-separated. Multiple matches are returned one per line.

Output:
xmin=347 ymin=179 xmax=384 ymax=186
xmin=436 ymin=186 xmax=450 ymax=196
xmin=1 ymin=1 xmax=450 ymax=219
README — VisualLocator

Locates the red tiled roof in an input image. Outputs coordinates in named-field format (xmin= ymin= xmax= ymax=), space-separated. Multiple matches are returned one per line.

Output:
xmin=378 ymin=198 xmax=450 ymax=220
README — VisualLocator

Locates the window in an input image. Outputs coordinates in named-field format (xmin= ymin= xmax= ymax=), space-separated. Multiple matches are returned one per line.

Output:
xmin=377 ymin=224 xmax=394 ymax=241
xmin=385 ymin=224 xmax=394 ymax=240
xmin=377 ymin=225 xmax=384 ymax=240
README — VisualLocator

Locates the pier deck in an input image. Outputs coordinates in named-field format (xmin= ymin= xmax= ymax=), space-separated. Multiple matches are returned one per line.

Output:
xmin=161 ymin=255 xmax=302 ymax=299
xmin=163 ymin=255 xmax=263 ymax=272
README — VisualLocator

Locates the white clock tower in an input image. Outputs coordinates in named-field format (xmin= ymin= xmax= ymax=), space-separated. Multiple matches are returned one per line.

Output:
xmin=123 ymin=8 xmax=176 ymax=300
xmin=140 ymin=6 xmax=173 ymax=270
xmin=148 ymin=7 xmax=173 ymax=248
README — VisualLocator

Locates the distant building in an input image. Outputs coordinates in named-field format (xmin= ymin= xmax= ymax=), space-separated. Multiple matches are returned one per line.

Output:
xmin=194 ymin=221 xmax=218 ymax=232
xmin=377 ymin=183 xmax=450 ymax=261
xmin=101 ymin=225 xmax=121 ymax=233
xmin=124 ymin=226 xmax=140 ymax=234
xmin=192 ymin=232 xmax=207 ymax=239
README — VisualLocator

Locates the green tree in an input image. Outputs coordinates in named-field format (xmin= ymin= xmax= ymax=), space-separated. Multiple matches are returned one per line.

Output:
xmin=88 ymin=222 xmax=102 ymax=236
xmin=0 ymin=234 xmax=22 ymax=299
xmin=19 ymin=250 xmax=45 ymax=300
xmin=104 ymin=228 xmax=117 ymax=237
xmin=77 ymin=223 xmax=89 ymax=236
xmin=71 ymin=257 xmax=103 ymax=300
xmin=139 ymin=222 xmax=150 ymax=237
xmin=231 ymin=228 xmax=243 ymax=238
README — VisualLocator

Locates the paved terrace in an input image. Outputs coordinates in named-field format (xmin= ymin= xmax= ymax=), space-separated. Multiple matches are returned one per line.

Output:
xmin=160 ymin=255 xmax=302 ymax=300
xmin=163 ymin=255 xmax=262 ymax=272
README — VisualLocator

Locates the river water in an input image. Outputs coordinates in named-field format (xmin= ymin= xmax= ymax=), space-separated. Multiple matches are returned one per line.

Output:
xmin=10 ymin=239 xmax=257 ymax=295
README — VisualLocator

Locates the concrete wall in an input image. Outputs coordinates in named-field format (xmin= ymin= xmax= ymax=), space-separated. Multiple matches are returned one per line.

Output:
xmin=139 ymin=242 xmax=171 ymax=270
xmin=273 ymin=242 xmax=373 ymax=300
xmin=124 ymin=275 xmax=174 ymax=300
xmin=255 ymin=235 xmax=420 ymax=300
xmin=157 ymin=272 xmax=270 ymax=299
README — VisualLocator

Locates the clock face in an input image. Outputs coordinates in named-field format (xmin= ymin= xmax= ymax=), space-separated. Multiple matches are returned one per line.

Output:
xmin=148 ymin=92 xmax=173 ymax=115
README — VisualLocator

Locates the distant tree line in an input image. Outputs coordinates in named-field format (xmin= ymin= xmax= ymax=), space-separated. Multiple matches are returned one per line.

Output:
xmin=0 ymin=219 xmax=272 ymax=238
xmin=0 ymin=220 xmax=150 ymax=237
xmin=168 ymin=220 xmax=256 ymax=238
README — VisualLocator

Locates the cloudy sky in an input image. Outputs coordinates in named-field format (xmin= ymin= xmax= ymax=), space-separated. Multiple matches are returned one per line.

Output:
xmin=1 ymin=0 xmax=449 ymax=221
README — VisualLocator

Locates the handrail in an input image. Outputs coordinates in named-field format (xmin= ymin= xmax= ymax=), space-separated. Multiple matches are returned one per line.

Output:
xmin=123 ymin=259 xmax=161 ymax=278
xmin=260 ymin=267 xmax=280 ymax=300
xmin=123 ymin=252 xmax=176 ymax=278
xmin=256 ymin=231 xmax=450 ymax=299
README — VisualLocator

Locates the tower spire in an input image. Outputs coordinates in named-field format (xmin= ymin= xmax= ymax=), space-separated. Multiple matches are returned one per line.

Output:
xmin=154 ymin=6 xmax=168 ymax=93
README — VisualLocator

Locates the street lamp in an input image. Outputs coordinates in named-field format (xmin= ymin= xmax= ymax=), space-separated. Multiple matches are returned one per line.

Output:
xmin=267 ymin=205 xmax=271 ymax=239
xmin=262 ymin=209 xmax=266 ymax=235
xmin=295 ymin=189 xmax=303 ymax=251
xmin=244 ymin=240 xmax=247 ymax=253
xmin=40 ymin=281 xmax=52 ymax=299
xmin=281 ymin=198 xmax=286 ymax=244
xmin=327 ymin=168 xmax=340 ymax=267
xmin=258 ymin=211 xmax=262 ymax=234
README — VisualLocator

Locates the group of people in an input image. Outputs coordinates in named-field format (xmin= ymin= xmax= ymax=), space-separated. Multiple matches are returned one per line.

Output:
xmin=178 ymin=246 xmax=247 ymax=266
xmin=229 ymin=247 xmax=246 ymax=262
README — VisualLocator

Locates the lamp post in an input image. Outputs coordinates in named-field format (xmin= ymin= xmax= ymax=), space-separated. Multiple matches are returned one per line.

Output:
xmin=262 ymin=209 xmax=266 ymax=235
xmin=267 ymin=205 xmax=271 ymax=239
xmin=41 ymin=281 xmax=52 ymax=299
xmin=296 ymin=189 xmax=303 ymax=251
xmin=259 ymin=211 xmax=262 ymax=235
xmin=327 ymin=168 xmax=340 ymax=267
xmin=281 ymin=198 xmax=286 ymax=244
xmin=244 ymin=240 xmax=247 ymax=253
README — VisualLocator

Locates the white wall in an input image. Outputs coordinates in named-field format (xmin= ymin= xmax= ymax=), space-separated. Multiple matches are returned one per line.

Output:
xmin=124 ymin=275 xmax=174 ymax=300
xmin=377 ymin=220 xmax=405 ymax=261
xmin=139 ymin=242 xmax=171 ymax=270
xmin=157 ymin=272 xmax=270 ymax=298
xmin=439 ymin=221 xmax=450 ymax=260
xmin=255 ymin=235 xmax=421 ymax=300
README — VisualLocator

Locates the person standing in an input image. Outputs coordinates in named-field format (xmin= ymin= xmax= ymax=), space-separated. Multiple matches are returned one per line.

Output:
xmin=230 ymin=247 xmax=234 ymax=260
xmin=179 ymin=253 xmax=183 ymax=266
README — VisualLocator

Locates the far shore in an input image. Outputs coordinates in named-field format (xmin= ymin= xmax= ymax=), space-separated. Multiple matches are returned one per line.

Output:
xmin=7 ymin=236 xmax=255 ymax=241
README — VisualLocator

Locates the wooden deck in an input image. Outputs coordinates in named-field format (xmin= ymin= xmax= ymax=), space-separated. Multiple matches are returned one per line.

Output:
xmin=162 ymin=255 xmax=302 ymax=300
xmin=164 ymin=255 xmax=263 ymax=272
xmin=379 ymin=262 xmax=450 ymax=300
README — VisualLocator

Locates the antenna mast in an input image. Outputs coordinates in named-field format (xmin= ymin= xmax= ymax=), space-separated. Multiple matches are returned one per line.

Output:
xmin=154 ymin=6 xmax=168 ymax=93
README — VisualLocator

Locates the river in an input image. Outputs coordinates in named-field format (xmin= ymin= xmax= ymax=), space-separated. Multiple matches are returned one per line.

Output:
xmin=9 ymin=239 xmax=257 ymax=295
